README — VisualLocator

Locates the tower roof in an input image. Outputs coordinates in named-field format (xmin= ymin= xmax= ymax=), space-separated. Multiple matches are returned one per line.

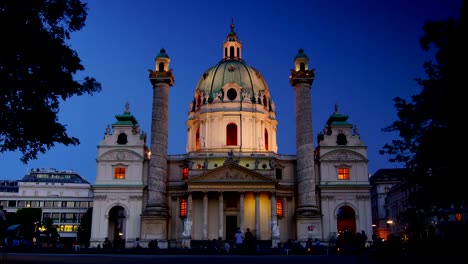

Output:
xmin=156 ymin=48 xmax=169 ymax=59
xmin=114 ymin=102 xmax=138 ymax=126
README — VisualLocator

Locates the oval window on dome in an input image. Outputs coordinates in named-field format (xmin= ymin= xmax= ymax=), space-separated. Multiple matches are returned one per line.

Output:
xmin=227 ymin=88 xmax=237 ymax=101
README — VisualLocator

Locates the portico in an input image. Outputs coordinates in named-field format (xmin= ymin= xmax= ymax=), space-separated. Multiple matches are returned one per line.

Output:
xmin=180 ymin=162 xmax=281 ymax=246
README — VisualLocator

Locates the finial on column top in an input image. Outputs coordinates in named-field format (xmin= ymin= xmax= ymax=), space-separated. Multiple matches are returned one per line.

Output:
xmin=125 ymin=101 xmax=130 ymax=113
xmin=334 ymin=103 xmax=339 ymax=114
xmin=230 ymin=17 xmax=235 ymax=31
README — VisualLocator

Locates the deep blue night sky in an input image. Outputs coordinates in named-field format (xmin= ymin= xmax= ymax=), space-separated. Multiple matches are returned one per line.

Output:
xmin=2 ymin=0 xmax=462 ymax=182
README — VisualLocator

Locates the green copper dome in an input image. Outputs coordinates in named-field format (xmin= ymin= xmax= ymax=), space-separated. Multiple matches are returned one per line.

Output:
xmin=295 ymin=48 xmax=308 ymax=60
xmin=195 ymin=59 xmax=269 ymax=103
xmin=156 ymin=48 xmax=169 ymax=59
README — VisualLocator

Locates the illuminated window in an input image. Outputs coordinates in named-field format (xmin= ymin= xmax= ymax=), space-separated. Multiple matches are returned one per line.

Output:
xmin=264 ymin=129 xmax=269 ymax=150
xmin=180 ymin=198 xmax=187 ymax=217
xmin=276 ymin=199 xmax=283 ymax=217
xmin=182 ymin=167 xmax=189 ymax=179
xmin=226 ymin=123 xmax=237 ymax=146
xmin=338 ymin=167 xmax=350 ymax=180
xmin=114 ymin=167 xmax=126 ymax=179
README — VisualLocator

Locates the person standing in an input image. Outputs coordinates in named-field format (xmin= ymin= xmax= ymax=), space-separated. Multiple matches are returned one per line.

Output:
xmin=234 ymin=227 xmax=243 ymax=253
xmin=133 ymin=237 xmax=141 ymax=249
xmin=244 ymin=228 xmax=254 ymax=253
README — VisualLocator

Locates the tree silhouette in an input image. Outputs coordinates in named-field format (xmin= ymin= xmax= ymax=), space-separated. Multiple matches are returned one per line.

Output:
xmin=77 ymin=207 xmax=92 ymax=248
xmin=0 ymin=0 xmax=101 ymax=163
xmin=381 ymin=0 xmax=466 ymax=243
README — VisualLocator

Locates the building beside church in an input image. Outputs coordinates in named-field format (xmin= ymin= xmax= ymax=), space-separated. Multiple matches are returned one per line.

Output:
xmin=0 ymin=169 xmax=93 ymax=245
xmin=90 ymin=23 xmax=372 ymax=249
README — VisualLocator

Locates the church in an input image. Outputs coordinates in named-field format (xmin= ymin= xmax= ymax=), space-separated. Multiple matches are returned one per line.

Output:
xmin=89 ymin=22 xmax=372 ymax=249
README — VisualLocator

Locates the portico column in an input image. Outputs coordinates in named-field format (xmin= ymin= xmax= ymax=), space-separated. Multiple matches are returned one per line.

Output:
xmin=181 ymin=192 xmax=192 ymax=248
xmin=270 ymin=192 xmax=280 ymax=247
xmin=104 ymin=214 xmax=109 ymax=240
xmin=239 ymin=192 xmax=244 ymax=230
xmin=218 ymin=192 xmax=224 ymax=239
xmin=255 ymin=192 xmax=260 ymax=239
xmin=203 ymin=192 xmax=208 ymax=240
xmin=187 ymin=192 xmax=193 ymax=220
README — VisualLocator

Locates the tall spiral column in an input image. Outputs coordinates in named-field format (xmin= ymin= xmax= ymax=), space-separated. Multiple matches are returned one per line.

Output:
xmin=290 ymin=48 xmax=321 ymax=240
xmin=141 ymin=49 xmax=175 ymax=241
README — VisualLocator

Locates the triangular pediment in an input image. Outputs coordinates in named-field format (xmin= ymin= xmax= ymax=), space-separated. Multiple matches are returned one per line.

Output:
xmin=186 ymin=163 xmax=278 ymax=184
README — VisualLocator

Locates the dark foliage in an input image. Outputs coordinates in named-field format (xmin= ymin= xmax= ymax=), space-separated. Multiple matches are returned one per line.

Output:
xmin=381 ymin=0 xmax=466 ymax=238
xmin=77 ymin=207 xmax=92 ymax=247
xmin=0 ymin=0 xmax=101 ymax=163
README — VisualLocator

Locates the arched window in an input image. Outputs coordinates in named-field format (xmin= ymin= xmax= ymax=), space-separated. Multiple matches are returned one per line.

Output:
xmin=230 ymin=46 xmax=235 ymax=59
xmin=264 ymin=129 xmax=269 ymax=150
xmin=195 ymin=127 xmax=200 ymax=151
xmin=158 ymin=62 xmax=165 ymax=72
xmin=117 ymin=133 xmax=128 ymax=145
xmin=337 ymin=133 xmax=348 ymax=145
xmin=226 ymin=123 xmax=237 ymax=146
xmin=197 ymin=95 xmax=202 ymax=108
xmin=300 ymin=62 xmax=305 ymax=71
xmin=263 ymin=96 xmax=267 ymax=107
xmin=182 ymin=167 xmax=189 ymax=180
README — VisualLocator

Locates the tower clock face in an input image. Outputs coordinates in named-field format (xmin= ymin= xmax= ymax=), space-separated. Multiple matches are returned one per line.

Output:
xmin=227 ymin=88 xmax=237 ymax=101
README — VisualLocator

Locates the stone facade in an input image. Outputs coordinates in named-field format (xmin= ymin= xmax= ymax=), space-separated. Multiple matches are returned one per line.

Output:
xmin=90 ymin=23 xmax=373 ymax=249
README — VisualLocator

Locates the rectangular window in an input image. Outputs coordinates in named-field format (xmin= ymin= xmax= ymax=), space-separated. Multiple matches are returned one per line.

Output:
xmin=61 ymin=213 xmax=77 ymax=223
xmin=225 ymin=198 xmax=237 ymax=208
xmin=59 ymin=224 xmax=78 ymax=232
xmin=180 ymin=198 xmax=187 ymax=217
xmin=182 ymin=167 xmax=189 ymax=180
xmin=17 ymin=200 xmax=26 ymax=208
xmin=338 ymin=167 xmax=350 ymax=180
xmin=7 ymin=200 xmax=16 ymax=207
xmin=114 ymin=167 xmax=126 ymax=179
xmin=51 ymin=213 xmax=60 ymax=223
xmin=31 ymin=201 xmax=41 ymax=207
xmin=276 ymin=199 xmax=283 ymax=217
xmin=275 ymin=168 xmax=282 ymax=180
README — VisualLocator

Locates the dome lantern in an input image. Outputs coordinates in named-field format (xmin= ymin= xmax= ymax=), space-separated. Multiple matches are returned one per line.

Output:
xmin=223 ymin=18 xmax=242 ymax=61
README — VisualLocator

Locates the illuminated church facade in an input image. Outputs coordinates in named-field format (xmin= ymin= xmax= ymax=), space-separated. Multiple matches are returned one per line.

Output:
xmin=90 ymin=23 xmax=372 ymax=249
